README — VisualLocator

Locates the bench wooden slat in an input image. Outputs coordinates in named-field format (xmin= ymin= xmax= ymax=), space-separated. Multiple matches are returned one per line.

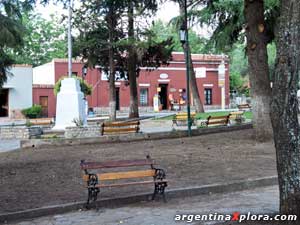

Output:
xmin=81 ymin=159 xmax=155 ymax=170
xmin=208 ymin=115 xmax=229 ymax=119
xmin=83 ymin=169 xmax=156 ymax=182
xmin=103 ymin=121 xmax=140 ymax=127
xmin=29 ymin=118 xmax=53 ymax=125
xmin=207 ymin=120 xmax=228 ymax=125
xmin=91 ymin=180 xmax=168 ymax=188
xmin=206 ymin=114 xmax=230 ymax=127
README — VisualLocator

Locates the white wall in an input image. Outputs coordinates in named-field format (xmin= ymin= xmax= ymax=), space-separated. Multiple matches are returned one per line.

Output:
xmin=3 ymin=66 xmax=33 ymax=117
xmin=33 ymin=61 xmax=55 ymax=85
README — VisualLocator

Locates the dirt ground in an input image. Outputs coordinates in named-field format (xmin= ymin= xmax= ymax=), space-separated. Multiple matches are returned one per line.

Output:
xmin=0 ymin=129 xmax=277 ymax=214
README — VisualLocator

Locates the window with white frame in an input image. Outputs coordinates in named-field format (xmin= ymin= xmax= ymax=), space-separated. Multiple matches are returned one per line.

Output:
xmin=140 ymin=88 xmax=148 ymax=106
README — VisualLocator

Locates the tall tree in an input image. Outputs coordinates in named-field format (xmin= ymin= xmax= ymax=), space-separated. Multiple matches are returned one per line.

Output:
xmin=74 ymin=0 xmax=173 ymax=119
xmin=174 ymin=0 xmax=205 ymax=113
xmin=192 ymin=0 xmax=279 ymax=140
xmin=127 ymin=0 xmax=139 ymax=118
xmin=271 ymin=0 xmax=300 ymax=216
xmin=0 ymin=1 xmax=26 ymax=87
xmin=73 ymin=0 xmax=125 ymax=121
xmin=244 ymin=0 xmax=273 ymax=141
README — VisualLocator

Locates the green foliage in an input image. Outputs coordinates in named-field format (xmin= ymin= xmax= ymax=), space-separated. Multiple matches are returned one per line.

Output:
xmin=149 ymin=20 xmax=207 ymax=54
xmin=192 ymin=0 xmax=279 ymax=52
xmin=72 ymin=118 xmax=84 ymax=127
xmin=73 ymin=1 xmax=174 ymax=80
xmin=0 ymin=1 xmax=27 ymax=87
xmin=54 ymin=76 xmax=92 ymax=96
xmin=22 ymin=105 xmax=42 ymax=118
xmin=8 ymin=12 xmax=67 ymax=66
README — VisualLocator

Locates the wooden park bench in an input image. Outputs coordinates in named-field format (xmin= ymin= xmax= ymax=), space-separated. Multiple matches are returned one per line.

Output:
xmin=229 ymin=111 xmax=245 ymax=124
xmin=238 ymin=104 xmax=251 ymax=111
xmin=28 ymin=118 xmax=54 ymax=126
xmin=80 ymin=156 xmax=168 ymax=206
xmin=172 ymin=112 xmax=196 ymax=126
xmin=201 ymin=114 xmax=231 ymax=127
xmin=101 ymin=120 xmax=140 ymax=135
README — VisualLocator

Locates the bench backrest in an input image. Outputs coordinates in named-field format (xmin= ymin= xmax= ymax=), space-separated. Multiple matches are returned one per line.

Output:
xmin=238 ymin=104 xmax=251 ymax=110
xmin=81 ymin=157 xmax=156 ymax=184
xmin=207 ymin=114 xmax=230 ymax=126
xmin=101 ymin=120 xmax=140 ymax=135
xmin=230 ymin=111 xmax=244 ymax=119
xmin=29 ymin=118 xmax=54 ymax=125
xmin=175 ymin=112 xmax=196 ymax=119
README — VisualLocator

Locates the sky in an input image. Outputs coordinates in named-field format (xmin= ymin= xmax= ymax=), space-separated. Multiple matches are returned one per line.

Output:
xmin=34 ymin=1 xmax=210 ymax=37
xmin=35 ymin=1 xmax=180 ymax=23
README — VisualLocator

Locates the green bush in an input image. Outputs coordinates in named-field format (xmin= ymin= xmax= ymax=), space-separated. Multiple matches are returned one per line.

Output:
xmin=22 ymin=105 xmax=42 ymax=118
xmin=54 ymin=76 xmax=92 ymax=96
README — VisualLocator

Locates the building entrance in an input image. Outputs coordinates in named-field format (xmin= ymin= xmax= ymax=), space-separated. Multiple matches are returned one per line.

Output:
xmin=0 ymin=89 xmax=9 ymax=117
xmin=159 ymin=84 xmax=168 ymax=110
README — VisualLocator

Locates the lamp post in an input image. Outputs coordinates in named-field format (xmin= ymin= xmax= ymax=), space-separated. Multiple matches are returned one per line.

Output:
xmin=67 ymin=0 xmax=73 ymax=78
xmin=179 ymin=0 xmax=192 ymax=137
xmin=82 ymin=64 xmax=88 ymax=80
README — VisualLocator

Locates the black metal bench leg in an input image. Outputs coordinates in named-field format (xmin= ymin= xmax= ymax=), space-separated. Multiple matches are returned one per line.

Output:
xmin=86 ymin=187 xmax=99 ymax=209
xmin=152 ymin=183 xmax=158 ymax=200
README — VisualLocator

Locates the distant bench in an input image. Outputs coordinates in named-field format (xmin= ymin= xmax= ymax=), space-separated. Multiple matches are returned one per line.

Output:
xmin=101 ymin=120 xmax=140 ymax=135
xmin=80 ymin=156 xmax=168 ymax=206
xmin=172 ymin=112 xmax=196 ymax=126
xmin=28 ymin=118 xmax=54 ymax=126
xmin=229 ymin=111 xmax=245 ymax=124
xmin=201 ymin=114 xmax=231 ymax=127
xmin=238 ymin=104 xmax=251 ymax=111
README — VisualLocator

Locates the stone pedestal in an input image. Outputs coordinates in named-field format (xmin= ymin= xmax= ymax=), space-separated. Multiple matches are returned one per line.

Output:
xmin=53 ymin=78 xmax=87 ymax=130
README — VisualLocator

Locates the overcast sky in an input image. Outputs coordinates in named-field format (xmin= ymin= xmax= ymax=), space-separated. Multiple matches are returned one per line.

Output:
xmin=35 ymin=1 xmax=180 ymax=23
xmin=35 ymin=1 xmax=210 ymax=37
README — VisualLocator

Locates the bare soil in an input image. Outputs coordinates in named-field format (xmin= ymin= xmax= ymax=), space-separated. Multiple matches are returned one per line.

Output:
xmin=0 ymin=129 xmax=276 ymax=214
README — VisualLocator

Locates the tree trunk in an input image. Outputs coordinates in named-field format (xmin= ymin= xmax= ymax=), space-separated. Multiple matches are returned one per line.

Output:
xmin=127 ymin=2 xmax=139 ymax=118
xmin=179 ymin=3 xmax=204 ymax=113
xmin=270 ymin=0 xmax=300 ymax=217
xmin=108 ymin=10 xmax=116 ymax=121
xmin=244 ymin=0 xmax=273 ymax=141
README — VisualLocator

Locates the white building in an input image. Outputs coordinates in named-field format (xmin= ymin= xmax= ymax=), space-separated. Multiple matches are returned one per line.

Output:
xmin=0 ymin=65 xmax=33 ymax=118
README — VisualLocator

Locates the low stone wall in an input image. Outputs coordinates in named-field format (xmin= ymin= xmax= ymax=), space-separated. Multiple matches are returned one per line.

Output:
xmin=64 ymin=125 xmax=101 ymax=139
xmin=0 ymin=126 xmax=42 ymax=140
xmin=21 ymin=123 xmax=253 ymax=149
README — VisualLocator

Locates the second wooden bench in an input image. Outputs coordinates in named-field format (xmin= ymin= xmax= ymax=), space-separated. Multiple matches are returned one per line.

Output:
xmin=201 ymin=114 xmax=231 ymax=127
xmin=101 ymin=120 xmax=140 ymax=135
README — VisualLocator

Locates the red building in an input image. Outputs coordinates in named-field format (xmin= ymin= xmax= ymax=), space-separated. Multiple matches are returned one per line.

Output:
xmin=33 ymin=52 xmax=230 ymax=117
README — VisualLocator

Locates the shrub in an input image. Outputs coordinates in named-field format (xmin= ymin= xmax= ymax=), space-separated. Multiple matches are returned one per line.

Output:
xmin=54 ymin=76 xmax=92 ymax=96
xmin=22 ymin=105 xmax=42 ymax=118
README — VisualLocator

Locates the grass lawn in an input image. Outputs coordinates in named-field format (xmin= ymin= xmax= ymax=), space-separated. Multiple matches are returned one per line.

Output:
xmin=155 ymin=111 xmax=253 ymax=120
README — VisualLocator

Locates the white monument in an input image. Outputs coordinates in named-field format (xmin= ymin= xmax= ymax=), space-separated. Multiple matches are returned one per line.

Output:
xmin=52 ymin=78 xmax=86 ymax=130
xmin=52 ymin=0 xmax=87 ymax=130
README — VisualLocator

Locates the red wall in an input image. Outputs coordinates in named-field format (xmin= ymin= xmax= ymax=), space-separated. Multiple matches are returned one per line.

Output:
xmin=33 ymin=54 xmax=230 ymax=117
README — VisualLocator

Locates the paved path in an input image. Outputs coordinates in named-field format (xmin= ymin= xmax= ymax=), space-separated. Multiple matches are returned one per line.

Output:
xmin=13 ymin=186 xmax=279 ymax=225
xmin=0 ymin=140 xmax=20 ymax=153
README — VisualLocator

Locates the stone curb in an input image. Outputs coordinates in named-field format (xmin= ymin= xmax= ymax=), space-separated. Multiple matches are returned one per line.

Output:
xmin=0 ymin=176 xmax=277 ymax=223
xmin=21 ymin=123 xmax=253 ymax=149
